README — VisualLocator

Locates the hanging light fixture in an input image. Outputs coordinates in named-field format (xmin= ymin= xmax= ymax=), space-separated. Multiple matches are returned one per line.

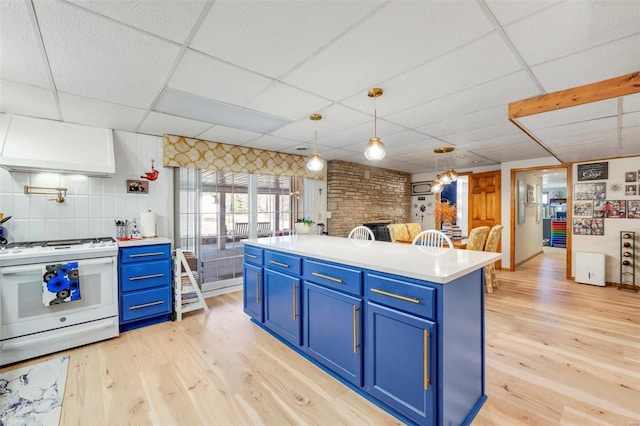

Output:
xmin=431 ymin=154 xmax=444 ymax=193
xmin=306 ymin=113 xmax=325 ymax=172
xmin=434 ymin=146 xmax=458 ymax=186
xmin=364 ymin=88 xmax=386 ymax=161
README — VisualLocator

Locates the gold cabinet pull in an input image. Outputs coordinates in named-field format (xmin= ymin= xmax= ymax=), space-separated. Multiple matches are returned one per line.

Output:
xmin=255 ymin=272 xmax=260 ymax=303
xmin=371 ymin=288 xmax=420 ymax=304
xmin=269 ymin=260 xmax=289 ymax=268
xmin=245 ymin=253 xmax=258 ymax=259
xmin=424 ymin=329 xmax=429 ymax=390
xmin=292 ymin=283 xmax=297 ymax=320
xmin=312 ymin=272 xmax=343 ymax=283
xmin=353 ymin=305 xmax=359 ymax=353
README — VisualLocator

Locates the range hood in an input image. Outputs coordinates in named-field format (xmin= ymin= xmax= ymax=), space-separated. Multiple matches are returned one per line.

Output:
xmin=0 ymin=115 xmax=115 ymax=177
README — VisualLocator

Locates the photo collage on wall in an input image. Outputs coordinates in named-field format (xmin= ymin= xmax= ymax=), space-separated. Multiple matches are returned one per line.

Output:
xmin=573 ymin=168 xmax=640 ymax=235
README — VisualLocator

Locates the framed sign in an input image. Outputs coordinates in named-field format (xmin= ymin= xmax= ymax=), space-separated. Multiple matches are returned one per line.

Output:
xmin=127 ymin=179 xmax=148 ymax=193
xmin=411 ymin=181 xmax=433 ymax=195
xmin=577 ymin=162 xmax=608 ymax=181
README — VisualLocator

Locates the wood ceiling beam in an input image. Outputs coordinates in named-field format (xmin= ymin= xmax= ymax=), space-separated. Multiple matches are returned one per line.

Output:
xmin=509 ymin=71 xmax=640 ymax=119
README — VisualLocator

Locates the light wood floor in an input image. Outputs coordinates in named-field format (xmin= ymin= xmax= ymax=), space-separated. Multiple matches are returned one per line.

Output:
xmin=2 ymin=250 xmax=639 ymax=425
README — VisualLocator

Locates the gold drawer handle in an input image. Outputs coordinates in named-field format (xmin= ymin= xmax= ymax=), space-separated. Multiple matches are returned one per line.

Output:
xmin=424 ymin=329 xmax=429 ymax=390
xmin=245 ymin=254 xmax=258 ymax=259
xmin=256 ymin=272 xmax=260 ymax=303
xmin=353 ymin=305 xmax=359 ymax=353
xmin=269 ymin=260 xmax=289 ymax=268
xmin=312 ymin=272 xmax=343 ymax=284
xmin=370 ymin=288 xmax=420 ymax=304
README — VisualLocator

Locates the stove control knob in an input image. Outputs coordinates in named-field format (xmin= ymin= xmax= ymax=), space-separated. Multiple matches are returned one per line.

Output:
xmin=98 ymin=242 xmax=105 ymax=247
xmin=88 ymin=242 xmax=94 ymax=248
xmin=11 ymin=248 xmax=21 ymax=253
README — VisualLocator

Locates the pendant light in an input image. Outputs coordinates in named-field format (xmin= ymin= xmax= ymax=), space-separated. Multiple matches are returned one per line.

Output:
xmin=434 ymin=146 xmax=458 ymax=187
xmin=364 ymin=88 xmax=386 ymax=161
xmin=431 ymin=155 xmax=444 ymax=194
xmin=306 ymin=113 xmax=325 ymax=172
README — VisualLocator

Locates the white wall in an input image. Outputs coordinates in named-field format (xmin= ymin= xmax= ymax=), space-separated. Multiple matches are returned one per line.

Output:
xmin=572 ymin=157 xmax=640 ymax=283
xmin=0 ymin=130 xmax=173 ymax=243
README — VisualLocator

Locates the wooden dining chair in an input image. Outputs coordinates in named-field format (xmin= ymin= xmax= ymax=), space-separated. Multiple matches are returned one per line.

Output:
xmin=411 ymin=230 xmax=454 ymax=248
xmin=483 ymin=224 xmax=503 ymax=293
xmin=348 ymin=225 xmax=375 ymax=241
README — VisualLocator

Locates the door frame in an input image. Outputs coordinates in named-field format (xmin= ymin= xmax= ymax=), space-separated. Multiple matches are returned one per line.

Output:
xmin=509 ymin=164 xmax=572 ymax=279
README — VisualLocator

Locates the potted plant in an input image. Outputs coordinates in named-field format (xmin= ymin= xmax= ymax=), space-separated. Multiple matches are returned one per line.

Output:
xmin=294 ymin=217 xmax=315 ymax=234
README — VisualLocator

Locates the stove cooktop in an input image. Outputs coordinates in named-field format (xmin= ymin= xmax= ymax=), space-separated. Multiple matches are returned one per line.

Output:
xmin=0 ymin=237 xmax=118 ymax=264
xmin=4 ymin=237 xmax=116 ymax=249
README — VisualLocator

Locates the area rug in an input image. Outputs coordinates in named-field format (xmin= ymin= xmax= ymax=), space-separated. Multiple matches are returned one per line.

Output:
xmin=0 ymin=356 xmax=69 ymax=426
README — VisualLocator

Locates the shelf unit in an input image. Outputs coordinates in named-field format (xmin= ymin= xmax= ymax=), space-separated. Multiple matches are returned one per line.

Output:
xmin=550 ymin=220 xmax=567 ymax=248
xmin=619 ymin=231 xmax=638 ymax=292
xmin=173 ymin=249 xmax=209 ymax=320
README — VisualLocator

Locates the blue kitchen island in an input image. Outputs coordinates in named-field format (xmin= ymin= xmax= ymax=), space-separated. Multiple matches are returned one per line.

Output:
xmin=242 ymin=235 xmax=501 ymax=426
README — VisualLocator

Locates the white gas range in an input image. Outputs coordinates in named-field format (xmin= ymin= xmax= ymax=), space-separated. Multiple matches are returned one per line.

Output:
xmin=0 ymin=237 xmax=119 ymax=366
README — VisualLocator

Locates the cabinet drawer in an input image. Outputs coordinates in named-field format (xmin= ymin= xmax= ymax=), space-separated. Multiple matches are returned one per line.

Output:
xmin=120 ymin=244 xmax=170 ymax=264
xmin=366 ymin=273 xmax=436 ymax=320
xmin=121 ymin=260 xmax=171 ymax=292
xmin=264 ymin=251 xmax=301 ymax=276
xmin=303 ymin=259 xmax=362 ymax=296
xmin=120 ymin=287 xmax=171 ymax=322
xmin=243 ymin=245 xmax=263 ymax=266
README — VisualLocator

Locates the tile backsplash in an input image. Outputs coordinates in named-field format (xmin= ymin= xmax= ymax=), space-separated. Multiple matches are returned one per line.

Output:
xmin=0 ymin=130 xmax=173 ymax=242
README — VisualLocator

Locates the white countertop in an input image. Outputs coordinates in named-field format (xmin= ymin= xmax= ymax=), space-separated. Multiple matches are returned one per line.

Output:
xmin=243 ymin=235 xmax=501 ymax=284
xmin=117 ymin=237 xmax=172 ymax=248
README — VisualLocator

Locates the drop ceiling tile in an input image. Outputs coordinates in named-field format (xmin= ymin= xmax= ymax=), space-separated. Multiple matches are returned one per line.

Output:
xmin=246 ymin=83 xmax=333 ymax=121
xmin=34 ymin=0 xmax=180 ymax=109
xmin=478 ymin=141 xmax=552 ymax=163
xmin=196 ymin=125 xmax=261 ymax=145
xmin=138 ymin=111 xmax=212 ymax=138
xmin=505 ymin=1 xmax=640 ymax=66
xmin=318 ymin=119 xmax=407 ymax=148
xmin=341 ymin=32 xmax=521 ymax=115
xmin=168 ymin=50 xmax=274 ymax=107
xmin=191 ymin=1 xmax=382 ymax=79
xmin=440 ymin=122 xmax=521 ymax=145
xmin=515 ymin=99 xmax=617 ymax=130
xmin=389 ymin=71 xmax=541 ymax=128
xmin=67 ymin=0 xmax=207 ymax=44
xmin=532 ymin=116 xmax=617 ymax=141
xmin=417 ymin=105 xmax=507 ymax=138
xmin=0 ymin=0 xmax=50 ymax=87
xmin=623 ymin=93 xmax=640 ymax=113
xmin=532 ymin=35 xmax=640 ymax=93
xmin=320 ymin=148 xmax=361 ymax=162
xmin=484 ymin=0 xmax=561 ymax=26
xmin=59 ymin=93 xmax=146 ymax=132
xmin=283 ymin=1 xmax=493 ymax=100
xmin=242 ymin=135 xmax=299 ymax=152
xmin=0 ymin=80 xmax=59 ymax=119
xmin=623 ymin=111 xmax=640 ymax=127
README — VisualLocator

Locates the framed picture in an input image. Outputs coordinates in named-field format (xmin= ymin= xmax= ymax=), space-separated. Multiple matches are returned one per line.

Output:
xmin=127 ymin=179 xmax=148 ymax=193
xmin=625 ymin=184 xmax=637 ymax=196
xmin=518 ymin=180 xmax=525 ymax=224
xmin=603 ymin=200 xmax=626 ymax=218
xmin=625 ymin=171 xmax=637 ymax=182
xmin=411 ymin=181 xmax=433 ymax=195
xmin=574 ymin=183 xmax=595 ymax=200
xmin=577 ymin=161 xmax=608 ymax=181
xmin=526 ymin=184 xmax=534 ymax=203
xmin=573 ymin=200 xmax=593 ymax=218
xmin=573 ymin=218 xmax=604 ymax=236
xmin=628 ymin=200 xmax=640 ymax=219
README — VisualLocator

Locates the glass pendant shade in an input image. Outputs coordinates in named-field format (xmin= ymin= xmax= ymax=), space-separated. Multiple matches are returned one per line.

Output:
xmin=431 ymin=179 xmax=444 ymax=193
xmin=439 ymin=172 xmax=452 ymax=185
xmin=447 ymin=168 xmax=458 ymax=182
xmin=306 ymin=152 xmax=325 ymax=171
xmin=365 ymin=137 xmax=386 ymax=161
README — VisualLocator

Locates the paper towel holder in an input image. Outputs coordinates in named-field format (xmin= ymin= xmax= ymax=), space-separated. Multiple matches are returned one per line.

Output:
xmin=140 ymin=209 xmax=157 ymax=238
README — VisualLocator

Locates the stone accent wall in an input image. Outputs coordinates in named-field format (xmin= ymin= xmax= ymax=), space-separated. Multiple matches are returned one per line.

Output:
xmin=326 ymin=160 xmax=411 ymax=237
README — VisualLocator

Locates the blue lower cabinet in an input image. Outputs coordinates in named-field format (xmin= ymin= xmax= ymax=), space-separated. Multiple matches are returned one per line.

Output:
xmin=303 ymin=282 xmax=362 ymax=386
xmin=264 ymin=269 xmax=301 ymax=345
xmin=243 ymin=263 xmax=263 ymax=322
xmin=366 ymin=301 xmax=437 ymax=426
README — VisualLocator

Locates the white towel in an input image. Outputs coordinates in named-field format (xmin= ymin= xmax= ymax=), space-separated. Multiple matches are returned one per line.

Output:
xmin=42 ymin=262 xmax=81 ymax=306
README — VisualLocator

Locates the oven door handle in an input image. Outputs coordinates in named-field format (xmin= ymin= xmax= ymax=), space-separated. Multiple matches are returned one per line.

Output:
xmin=0 ymin=257 xmax=115 ymax=275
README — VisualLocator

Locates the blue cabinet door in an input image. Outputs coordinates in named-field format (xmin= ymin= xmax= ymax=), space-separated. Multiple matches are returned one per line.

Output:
xmin=303 ymin=282 xmax=362 ymax=387
xmin=264 ymin=269 xmax=301 ymax=345
xmin=243 ymin=263 xmax=263 ymax=322
xmin=366 ymin=301 xmax=436 ymax=426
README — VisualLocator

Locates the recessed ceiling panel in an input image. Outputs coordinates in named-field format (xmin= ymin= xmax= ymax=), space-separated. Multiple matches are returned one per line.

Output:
xmin=138 ymin=111 xmax=212 ymax=138
xmin=283 ymin=0 xmax=493 ymax=100
xmin=35 ymin=0 xmax=181 ymax=109
xmin=0 ymin=0 xmax=50 ymax=87
xmin=191 ymin=1 xmax=382 ymax=79
xmin=168 ymin=50 xmax=274 ymax=107
xmin=59 ymin=93 xmax=146 ymax=132
xmin=67 ymin=0 xmax=207 ymax=44
xmin=0 ymin=80 xmax=59 ymax=120
xmin=505 ymin=1 xmax=640 ymax=66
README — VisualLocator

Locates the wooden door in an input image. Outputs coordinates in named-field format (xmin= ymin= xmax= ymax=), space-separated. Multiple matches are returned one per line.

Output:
xmin=469 ymin=171 xmax=501 ymax=267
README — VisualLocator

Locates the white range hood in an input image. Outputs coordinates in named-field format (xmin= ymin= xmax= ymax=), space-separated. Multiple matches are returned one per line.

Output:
xmin=0 ymin=115 xmax=115 ymax=177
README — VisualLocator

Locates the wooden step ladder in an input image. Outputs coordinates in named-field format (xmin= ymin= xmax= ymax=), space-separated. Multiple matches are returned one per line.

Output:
xmin=173 ymin=248 xmax=209 ymax=321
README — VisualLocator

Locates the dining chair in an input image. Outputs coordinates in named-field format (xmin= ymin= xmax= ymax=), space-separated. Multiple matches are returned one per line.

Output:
xmin=411 ymin=230 xmax=454 ymax=248
xmin=465 ymin=226 xmax=490 ymax=251
xmin=483 ymin=224 xmax=503 ymax=293
xmin=348 ymin=225 xmax=375 ymax=241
